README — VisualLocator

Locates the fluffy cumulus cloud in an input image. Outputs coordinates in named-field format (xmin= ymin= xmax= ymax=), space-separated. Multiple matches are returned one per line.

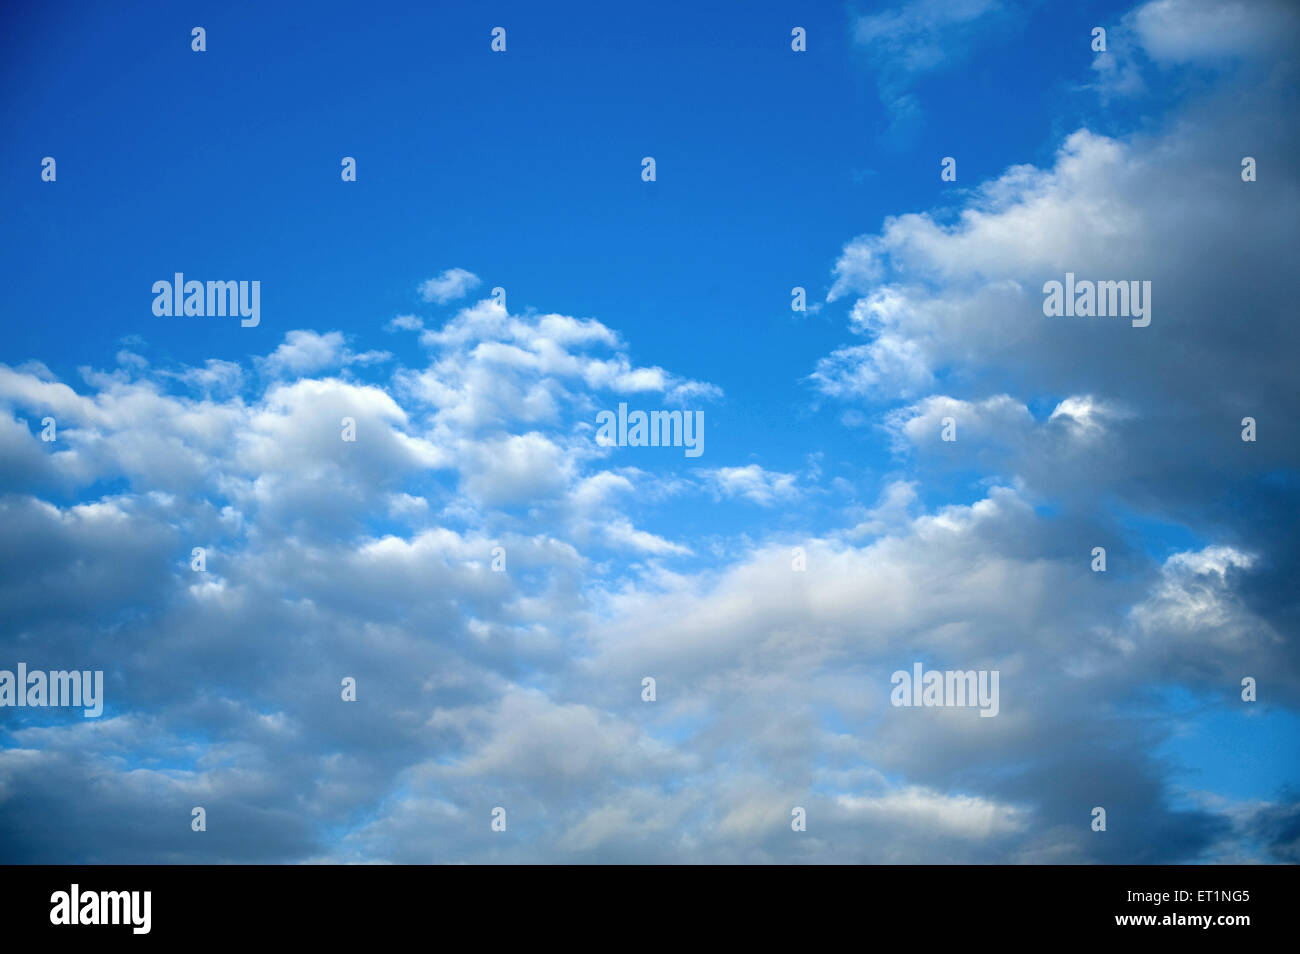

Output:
xmin=0 ymin=282 xmax=724 ymax=859
xmin=818 ymin=78 xmax=1300 ymax=528
xmin=1 ymin=263 xmax=1295 ymax=861
xmin=798 ymin=0 xmax=1299 ymax=862
xmin=1 ymin=0 xmax=1297 ymax=865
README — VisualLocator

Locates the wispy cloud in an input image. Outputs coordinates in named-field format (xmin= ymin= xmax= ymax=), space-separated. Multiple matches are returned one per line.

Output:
xmin=418 ymin=267 xmax=482 ymax=304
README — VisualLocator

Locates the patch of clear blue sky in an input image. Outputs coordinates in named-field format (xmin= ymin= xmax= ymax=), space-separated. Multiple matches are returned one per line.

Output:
xmin=1135 ymin=687 xmax=1300 ymax=806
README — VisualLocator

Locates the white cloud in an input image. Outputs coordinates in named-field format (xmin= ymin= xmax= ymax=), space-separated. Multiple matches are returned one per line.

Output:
xmin=418 ymin=267 xmax=481 ymax=304
xmin=258 ymin=330 xmax=390 ymax=378
xmin=602 ymin=519 xmax=691 ymax=555
xmin=703 ymin=465 xmax=799 ymax=506
xmin=456 ymin=431 xmax=574 ymax=507
xmin=837 ymin=786 xmax=1026 ymax=838
xmin=1132 ymin=0 xmax=1300 ymax=63
xmin=386 ymin=314 xmax=424 ymax=332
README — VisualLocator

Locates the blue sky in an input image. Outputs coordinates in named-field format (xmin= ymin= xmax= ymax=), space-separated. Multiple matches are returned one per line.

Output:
xmin=1 ymin=0 xmax=1297 ymax=863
